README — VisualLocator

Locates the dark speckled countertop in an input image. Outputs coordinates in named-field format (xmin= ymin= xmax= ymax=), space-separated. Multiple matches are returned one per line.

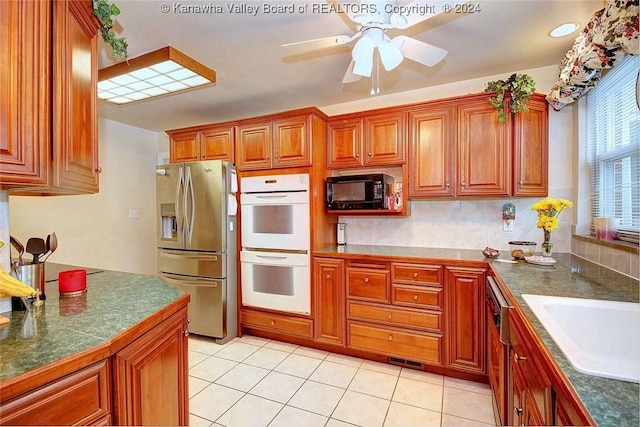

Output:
xmin=315 ymin=245 xmax=640 ymax=427
xmin=0 ymin=264 xmax=186 ymax=382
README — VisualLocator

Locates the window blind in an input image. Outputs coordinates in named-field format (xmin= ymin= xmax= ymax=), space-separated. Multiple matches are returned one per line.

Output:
xmin=586 ymin=55 xmax=640 ymax=245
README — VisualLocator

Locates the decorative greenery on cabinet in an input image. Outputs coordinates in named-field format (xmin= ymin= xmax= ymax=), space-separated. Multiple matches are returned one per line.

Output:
xmin=484 ymin=74 xmax=536 ymax=123
xmin=92 ymin=0 xmax=128 ymax=59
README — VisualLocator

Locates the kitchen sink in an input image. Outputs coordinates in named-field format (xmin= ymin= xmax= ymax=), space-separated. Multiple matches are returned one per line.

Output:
xmin=522 ymin=294 xmax=639 ymax=383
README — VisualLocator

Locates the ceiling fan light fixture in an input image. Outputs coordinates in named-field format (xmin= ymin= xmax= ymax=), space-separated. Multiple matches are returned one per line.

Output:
xmin=378 ymin=39 xmax=404 ymax=71
xmin=352 ymin=35 xmax=376 ymax=76
xmin=98 ymin=47 xmax=216 ymax=105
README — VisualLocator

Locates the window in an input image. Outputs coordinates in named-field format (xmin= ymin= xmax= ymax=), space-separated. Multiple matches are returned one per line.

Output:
xmin=586 ymin=55 xmax=640 ymax=244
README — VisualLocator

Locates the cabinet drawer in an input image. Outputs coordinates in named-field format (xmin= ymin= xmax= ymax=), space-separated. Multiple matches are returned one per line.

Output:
xmin=347 ymin=268 xmax=390 ymax=302
xmin=392 ymin=263 xmax=443 ymax=286
xmin=0 ymin=360 xmax=110 ymax=426
xmin=347 ymin=301 xmax=442 ymax=332
xmin=241 ymin=309 xmax=313 ymax=338
xmin=392 ymin=285 xmax=443 ymax=310
xmin=348 ymin=321 xmax=442 ymax=366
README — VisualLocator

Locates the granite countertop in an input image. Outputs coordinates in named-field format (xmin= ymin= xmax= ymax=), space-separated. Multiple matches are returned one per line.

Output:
xmin=0 ymin=264 xmax=186 ymax=382
xmin=314 ymin=244 xmax=640 ymax=427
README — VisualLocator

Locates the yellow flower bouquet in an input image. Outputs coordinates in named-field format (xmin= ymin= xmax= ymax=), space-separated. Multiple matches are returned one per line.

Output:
xmin=531 ymin=198 xmax=573 ymax=256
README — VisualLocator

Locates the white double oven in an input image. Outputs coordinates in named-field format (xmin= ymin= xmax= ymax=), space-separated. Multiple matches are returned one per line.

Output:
xmin=240 ymin=174 xmax=310 ymax=314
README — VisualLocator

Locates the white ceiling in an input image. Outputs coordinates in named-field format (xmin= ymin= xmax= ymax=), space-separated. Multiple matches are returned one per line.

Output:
xmin=97 ymin=0 xmax=602 ymax=132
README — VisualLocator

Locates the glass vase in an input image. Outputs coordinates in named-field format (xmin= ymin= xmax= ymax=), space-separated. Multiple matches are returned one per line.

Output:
xmin=541 ymin=230 xmax=553 ymax=257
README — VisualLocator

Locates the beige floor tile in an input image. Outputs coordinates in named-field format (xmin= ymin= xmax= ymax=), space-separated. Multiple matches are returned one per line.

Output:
xmin=293 ymin=346 xmax=330 ymax=359
xmin=288 ymin=380 xmax=345 ymax=416
xmin=236 ymin=334 xmax=271 ymax=347
xmin=250 ymin=371 xmax=305 ymax=403
xmin=215 ymin=363 xmax=270 ymax=392
xmin=189 ymin=375 xmax=211 ymax=398
xmin=189 ymin=350 xmax=209 ymax=368
xmin=325 ymin=353 xmax=363 ymax=368
xmin=332 ymin=390 xmax=390 ymax=427
xmin=361 ymin=359 xmax=402 ymax=376
xmin=189 ymin=413 xmax=213 ymax=426
xmin=243 ymin=347 xmax=290 ymax=370
xmin=392 ymin=377 xmax=443 ymax=412
xmin=265 ymin=340 xmax=298 ymax=353
xmin=441 ymin=413 xmax=496 ymax=426
xmin=189 ymin=336 xmax=227 ymax=355
xmin=326 ymin=419 xmax=357 ymax=427
xmin=217 ymin=394 xmax=283 ymax=426
xmin=444 ymin=376 xmax=492 ymax=395
xmin=309 ymin=360 xmax=358 ymax=388
xmin=213 ymin=341 xmax=260 ymax=362
xmin=348 ymin=369 xmax=398 ymax=399
xmin=269 ymin=405 xmax=328 ymax=426
xmin=274 ymin=353 xmax=323 ymax=379
xmin=189 ymin=356 xmax=238 ymax=382
xmin=442 ymin=387 xmax=495 ymax=425
xmin=189 ymin=383 xmax=244 ymax=422
xmin=399 ymin=368 xmax=444 ymax=385
xmin=383 ymin=401 xmax=441 ymax=426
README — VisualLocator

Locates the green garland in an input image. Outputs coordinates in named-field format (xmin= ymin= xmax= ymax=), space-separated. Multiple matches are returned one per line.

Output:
xmin=484 ymin=74 xmax=536 ymax=123
xmin=92 ymin=0 xmax=128 ymax=59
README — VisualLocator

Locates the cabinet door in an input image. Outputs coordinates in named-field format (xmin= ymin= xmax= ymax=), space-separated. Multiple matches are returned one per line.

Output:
xmin=113 ymin=308 xmax=189 ymax=426
xmin=236 ymin=123 xmax=271 ymax=171
xmin=327 ymin=119 xmax=363 ymax=168
xmin=457 ymin=98 xmax=510 ymax=196
xmin=273 ymin=116 xmax=310 ymax=168
xmin=201 ymin=126 xmax=234 ymax=161
xmin=445 ymin=266 xmax=486 ymax=374
xmin=408 ymin=107 xmax=456 ymax=197
xmin=314 ymin=258 xmax=345 ymax=346
xmin=52 ymin=0 xmax=100 ymax=193
xmin=169 ymin=131 xmax=200 ymax=163
xmin=364 ymin=112 xmax=406 ymax=166
xmin=513 ymin=94 xmax=548 ymax=197
xmin=0 ymin=0 xmax=50 ymax=187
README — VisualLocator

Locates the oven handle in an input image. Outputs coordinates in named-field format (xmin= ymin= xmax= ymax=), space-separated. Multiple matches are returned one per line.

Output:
xmin=255 ymin=254 xmax=288 ymax=261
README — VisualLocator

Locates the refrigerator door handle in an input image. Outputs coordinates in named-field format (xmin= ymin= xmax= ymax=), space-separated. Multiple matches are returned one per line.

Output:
xmin=186 ymin=166 xmax=195 ymax=244
xmin=176 ymin=166 xmax=185 ymax=246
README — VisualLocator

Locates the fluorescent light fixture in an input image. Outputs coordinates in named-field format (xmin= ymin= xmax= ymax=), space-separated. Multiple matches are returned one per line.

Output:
xmin=98 ymin=47 xmax=216 ymax=105
xmin=549 ymin=23 xmax=579 ymax=38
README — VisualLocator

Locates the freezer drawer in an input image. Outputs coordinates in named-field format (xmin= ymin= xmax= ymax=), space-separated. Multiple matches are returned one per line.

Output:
xmin=159 ymin=250 xmax=226 ymax=278
xmin=161 ymin=274 xmax=226 ymax=339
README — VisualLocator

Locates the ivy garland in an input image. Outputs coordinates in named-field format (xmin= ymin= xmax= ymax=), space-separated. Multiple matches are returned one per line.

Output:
xmin=484 ymin=74 xmax=536 ymax=123
xmin=92 ymin=0 xmax=128 ymax=59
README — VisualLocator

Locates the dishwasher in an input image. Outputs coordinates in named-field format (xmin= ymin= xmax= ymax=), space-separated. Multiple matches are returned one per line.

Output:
xmin=486 ymin=276 xmax=511 ymax=426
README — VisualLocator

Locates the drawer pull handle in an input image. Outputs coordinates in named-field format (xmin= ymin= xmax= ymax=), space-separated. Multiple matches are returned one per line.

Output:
xmin=514 ymin=354 xmax=527 ymax=362
xmin=413 ymin=295 xmax=419 ymax=301
xmin=364 ymin=277 xmax=369 ymax=283
xmin=388 ymin=313 xmax=393 ymax=319
xmin=325 ymin=274 xmax=331 ymax=279
xmin=413 ymin=272 xmax=418 ymax=278
xmin=388 ymin=334 xmax=393 ymax=341
xmin=270 ymin=320 xmax=275 ymax=326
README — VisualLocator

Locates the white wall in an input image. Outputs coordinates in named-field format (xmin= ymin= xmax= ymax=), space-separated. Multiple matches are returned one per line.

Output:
xmin=322 ymin=65 xmax=576 ymax=253
xmin=8 ymin=118 xmax=160 ymax=274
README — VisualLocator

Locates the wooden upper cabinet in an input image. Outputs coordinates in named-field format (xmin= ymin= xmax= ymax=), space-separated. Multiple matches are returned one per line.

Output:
xmin=168 ymin=125 xmax=235 ymax=163
xmin=513 ymin=94 xmax=548 ymax=197
xmin=169 ymin=131 xmax=200 ymax=163
xmin=0 ymin=0 xmax=100 ymax=194
xmin=236 ymin=115 xmax=311 ymax=171
xmin=457 ymin=95 xmax=511 ymax=197
xmin=408 ymin=106 xmax=456 ymax=198
xmin=328 ymin=112 xmax=406 ymax=169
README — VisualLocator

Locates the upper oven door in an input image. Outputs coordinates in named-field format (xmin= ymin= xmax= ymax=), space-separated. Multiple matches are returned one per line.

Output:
xmin=240 ymin=191 xmax=310 ymax=251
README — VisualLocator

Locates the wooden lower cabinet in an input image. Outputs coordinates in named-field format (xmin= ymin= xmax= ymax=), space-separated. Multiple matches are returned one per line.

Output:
xmin=0 ymin=361 xmax=111 ymax=426
xmin=241 ymin=308 xmax=313 ymax=338
xmin=314 ymin=258 xmax=346 ymax=346
xmin=112 ymin=307 xmax=189 ymax=426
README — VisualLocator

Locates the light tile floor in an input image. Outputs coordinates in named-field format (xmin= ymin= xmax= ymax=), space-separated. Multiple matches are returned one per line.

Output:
xmin=188 ymin=334 xmax=497 ymax=427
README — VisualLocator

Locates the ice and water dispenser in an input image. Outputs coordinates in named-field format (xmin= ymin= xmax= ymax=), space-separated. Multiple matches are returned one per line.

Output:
xmin=160 ymin=203 xmax=177 ymax=241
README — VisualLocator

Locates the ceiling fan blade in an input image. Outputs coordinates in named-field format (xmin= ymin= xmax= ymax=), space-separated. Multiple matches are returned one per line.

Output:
xmin=281 ymin=34 xmax=355 ymax=55
xmin=337 ymin=0 xmax=372 ymax=25
xmin=352 ymin=35 xmax=375 ymax=77
xmin=392 ymin=35 xmax=448 ymax=67
xmin=389 ymin=0 xmax=447 ymax=29
xmin=342 ymin=60 xmax=363 ymax=83
xmin=378 ymin=39 xmax=404 ymax=71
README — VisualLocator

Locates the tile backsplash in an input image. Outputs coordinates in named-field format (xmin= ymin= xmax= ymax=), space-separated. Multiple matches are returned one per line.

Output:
xmin=572 ymin=238 xmax=639 ymax=280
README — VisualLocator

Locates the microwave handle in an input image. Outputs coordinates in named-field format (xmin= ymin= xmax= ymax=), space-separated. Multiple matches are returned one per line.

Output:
xmin=326 ymin=182 xmax=333 ymax=206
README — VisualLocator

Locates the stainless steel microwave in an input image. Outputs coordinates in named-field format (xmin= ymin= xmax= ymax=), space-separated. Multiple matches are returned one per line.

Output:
xmin=326 ymin=173 xmax=395 ymax=210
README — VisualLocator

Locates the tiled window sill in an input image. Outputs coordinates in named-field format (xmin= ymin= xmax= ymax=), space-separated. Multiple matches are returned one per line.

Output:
xmin=572 ymin=233 xmax=639 ymax=255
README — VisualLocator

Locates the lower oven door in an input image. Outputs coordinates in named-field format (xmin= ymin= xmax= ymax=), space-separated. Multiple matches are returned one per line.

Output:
xmin=240 ymin=250 xmax=310 ymax=315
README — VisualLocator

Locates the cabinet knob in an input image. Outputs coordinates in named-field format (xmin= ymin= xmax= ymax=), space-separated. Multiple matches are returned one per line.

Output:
xmin=388 ymin=313 xmax=393 ymax=319
xmin=364 ymin=277 xmax=369 ymax=283
xmin=356 ymin=153 xmax=360 ymax=158
xmin=413 ymin=272 xmax=418 ymax=278
xmin=445 ymin=182 xmax=450 ymax=187
xmin=514 ymin=353 xmax=527 ymax=362
xmin=270 ymin=320 xmax=275 ymax=326
xmin=413 ymin=295 xmax=419 ymax=301
xmin=325 ymin=274 xmax=331 ymax=279
xmin=183 ymin=329 xmax=189 ymax=337
xmin=388 ymin=334 xmax=393 ymax=341
xmin=519 ymin=180 xmax=523 ymax=186
xmin=461 ymin=182 xmax=466 ymax=187
xmin=515 ymin=407 xmax=523 ymax=416
xmin=95 ymin=167 xmax=103 ymax=173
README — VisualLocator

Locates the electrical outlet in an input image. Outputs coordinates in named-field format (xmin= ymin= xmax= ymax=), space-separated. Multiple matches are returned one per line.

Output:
xmin=503 ymin=219 xmax=514 ymax=232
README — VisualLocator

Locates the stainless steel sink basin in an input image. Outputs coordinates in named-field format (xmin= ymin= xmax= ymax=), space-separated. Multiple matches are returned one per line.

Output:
xmin=522 ymin=294 xmax=639 ymax=383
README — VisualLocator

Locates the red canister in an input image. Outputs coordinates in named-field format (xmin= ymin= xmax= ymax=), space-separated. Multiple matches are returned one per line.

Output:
xmin=58 ymin=269 xmax=87 ymax=297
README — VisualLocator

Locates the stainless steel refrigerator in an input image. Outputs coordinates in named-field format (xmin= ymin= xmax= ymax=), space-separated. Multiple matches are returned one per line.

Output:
xmin=156 ymin=160 xmax=237 ymax=343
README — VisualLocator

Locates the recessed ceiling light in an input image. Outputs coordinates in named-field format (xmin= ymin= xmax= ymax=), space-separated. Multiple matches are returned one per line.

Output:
xmin=549 ymin=23 xmax=579 ymax=38
xmin=98 ymin=47 xmax=216 ymax=105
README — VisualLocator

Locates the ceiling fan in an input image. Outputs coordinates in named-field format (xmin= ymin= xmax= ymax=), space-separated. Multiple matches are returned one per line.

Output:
xmin=282 ymin=0 xmax=450 ymax=84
